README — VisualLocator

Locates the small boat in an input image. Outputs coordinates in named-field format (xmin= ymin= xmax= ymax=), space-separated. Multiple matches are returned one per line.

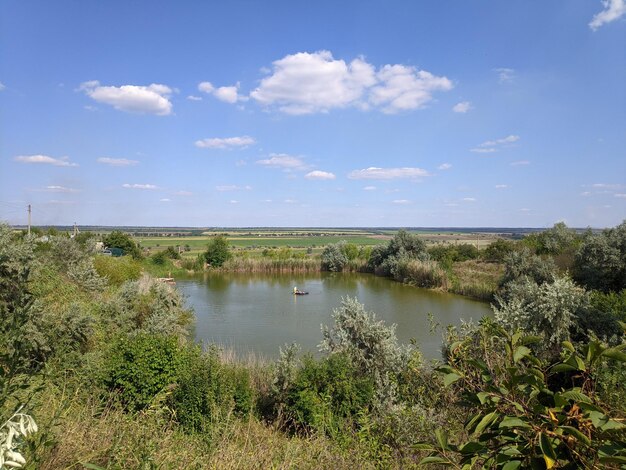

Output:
xmin=294 ymin=290 xmax=309 ymax=295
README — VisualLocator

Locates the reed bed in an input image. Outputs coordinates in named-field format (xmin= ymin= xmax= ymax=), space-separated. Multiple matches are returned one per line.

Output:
xmin=448 ymin=259 xmax=504 ymax=301
xmin=221 ymin=257 xmax=322 ymax=273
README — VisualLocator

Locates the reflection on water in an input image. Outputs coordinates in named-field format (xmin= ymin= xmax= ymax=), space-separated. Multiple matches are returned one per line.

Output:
xmin=176 ymin=272 xmax=491 ymax=360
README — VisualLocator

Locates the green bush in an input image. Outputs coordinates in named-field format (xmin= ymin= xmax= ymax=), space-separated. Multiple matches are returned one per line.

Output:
xmin=94 ymin=255 xmax=143 ymax=286
xmin=204 ymin=235 xmax=232 ymax=267
xmin=171 ymin=346 xmax=252 ymax=433
xmin=574 ymin=220 xmax=626 ymax=293
xmin=391 ymin=258 xmax=448 ymax=288
xmin=103 ymin=333 xmax=185 ymax=411
xmin=102 ymin=230 xmax=143 ymax=259
xmin=321 ymin=242 xmax=348 ymax=272
xmin=420 ymin=324 xmax=626 ymax=468
xmin=284 ymin=353 xmax=374 ymax=435
xmin=482 ymin=238 xmax=517 ymax=263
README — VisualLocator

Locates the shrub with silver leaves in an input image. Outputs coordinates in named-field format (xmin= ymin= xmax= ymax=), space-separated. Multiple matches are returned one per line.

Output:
xmin=0 ymin=408 xmax=37 ymax=469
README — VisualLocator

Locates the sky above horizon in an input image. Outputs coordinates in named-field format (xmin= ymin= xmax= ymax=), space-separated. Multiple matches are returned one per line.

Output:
xmin=1 ymin=0 xmax=625 ymax=228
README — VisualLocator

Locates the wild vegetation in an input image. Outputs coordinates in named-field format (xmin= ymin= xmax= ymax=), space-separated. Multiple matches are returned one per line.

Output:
xmin=1 ymin=221 xmax=625 ymax=468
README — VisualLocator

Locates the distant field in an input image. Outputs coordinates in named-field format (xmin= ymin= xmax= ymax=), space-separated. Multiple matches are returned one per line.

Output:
xmin=136 ymin=229 xmax=505 ymax=256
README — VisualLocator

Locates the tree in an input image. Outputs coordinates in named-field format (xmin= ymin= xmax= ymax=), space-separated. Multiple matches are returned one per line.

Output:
xmin=102 ymin=230 xmax=142 ymax=259
xmin=321 ymin=242 xmax=348 ymax=272
xmin=204 ymin=235 xmax=232 ymax=267
xmin=573 ymin=220 xmax=626 ymax=292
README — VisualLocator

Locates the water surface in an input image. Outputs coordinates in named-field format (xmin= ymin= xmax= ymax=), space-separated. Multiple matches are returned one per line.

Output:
xmin=176 ymin=272 xmax=491 ymax=360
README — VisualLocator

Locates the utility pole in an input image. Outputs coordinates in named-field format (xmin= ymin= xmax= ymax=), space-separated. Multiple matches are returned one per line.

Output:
xmin=27 ymin=204 xmax=31 ymax=236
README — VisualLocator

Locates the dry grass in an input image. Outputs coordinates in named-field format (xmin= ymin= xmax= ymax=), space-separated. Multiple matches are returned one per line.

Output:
xmin=33 ymin=390 xmax=376 ymax=470
xmin=449 ymin=260 xmax=504 ymax=301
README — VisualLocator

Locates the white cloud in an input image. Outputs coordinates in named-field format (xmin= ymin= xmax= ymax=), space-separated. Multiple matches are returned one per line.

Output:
xmin=195 ymin=136 xmax=256 ymax=149
xmin=198 ymin=82 xmax=214 ymax=93
xmin=122 ymin=183 xmax=158 ymax=190
xmin=229 ymin=200 xmax=238 ymax=204
xmin=216 ymin=185 xmax=252 ymax=191
xmin=470 ymin=148 xmax=498 ymax=154
xmin=392 ymin=199 xmax=410 ymax=204
xmin=250 ymin=50 xmax=452 ymax=114
xmin=43 ymin=185 xmax=80 ymax=193
xmin=305 ymin=170 xmax=336 ymax=180
xmin=256 ymin=153 xmax=309 ymax=170
xmin=592 ymin=183 xmax=625 ymax=189
xmin=187 ymin=95 xmax=202 ymax=101
xmin=284 ymin=199 xmax=297 ymax=204
xmin=494 ymin=68 xmax=515 ymax=83
xmin=173 ymin=190 xmax=193 ymax=196
xmin=97 ymin=157 xmax=139 ymax=166
xmin=463 ymin=197 xmax=476 ymax=202
xmin=348 ymin=167 xmax=430 ymax=180
xmin=0 ymin=82 xmax=6 ymax=91
xmin=615 ymin=193 xmax=626 ymax=198
xmin=369 ymin=65 xmax=453 ymax=114
xmin=438 ymin=163 xmax=452 ymax=170
xmin=452 ymin=101 xmax=471 ymax=113
xmin=581 ymin=191 xmax=592 ymax=196
xmin=471 ymin=135 xmax=520 ymax=153
xmin=198 ymin=81 xmax=246 ymax=103
xmin=14 ymin=154 xmax=78 ymax=167
xmin=495 ymin=184 xmax=509 ymax=189
xmin=480 ymin=135 xmax=520 ymax=147
xmin=590 ymin=0 xmax=626 ymax=30
xmin=510 ymin=160 xmax=530 ymax=166
xmin=363 ymin=186 xmax=377 ymax=191
xmin=160 ymin=198 xmax=171 ymax=202
xmin=80 ymin=81 xmax=173 ymax=115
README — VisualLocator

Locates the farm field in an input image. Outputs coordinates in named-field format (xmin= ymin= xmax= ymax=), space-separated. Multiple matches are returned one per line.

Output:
xmin=135 ymin=228 xmax=508 ymax=257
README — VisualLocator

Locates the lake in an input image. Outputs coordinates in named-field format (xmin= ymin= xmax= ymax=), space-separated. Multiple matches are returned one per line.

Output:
xmin=176 ymin=271 xmax=492 ymax=360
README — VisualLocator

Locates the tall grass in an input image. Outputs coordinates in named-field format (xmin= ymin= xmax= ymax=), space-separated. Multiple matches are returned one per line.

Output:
xmin=448 ymin=259 xmax=504 ymax=301
xmin=221 ymin=257 xmax=321 ymax=273
xmin=392 ymin=259 xmax=449 ymax=289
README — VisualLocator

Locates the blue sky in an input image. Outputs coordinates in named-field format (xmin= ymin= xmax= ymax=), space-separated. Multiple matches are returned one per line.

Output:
xmin=1 ymin=0 xmax=624 ymax=228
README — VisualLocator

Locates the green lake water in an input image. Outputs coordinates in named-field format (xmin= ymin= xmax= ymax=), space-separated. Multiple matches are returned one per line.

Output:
xmin=176 ymin=272 xmax=492 ymax=360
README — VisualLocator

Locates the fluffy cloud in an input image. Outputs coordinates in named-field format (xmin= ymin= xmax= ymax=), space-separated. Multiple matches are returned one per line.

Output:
xmin=256 ymin=153 xmax=309 ymax=170
xmin=0 ymin=82 xmax=5 ymax=91
xmin=471 ymin=135 xmax=520 ymax=153
xmin=14 ymin=154 xmax=78 ymax=167
xmin=198 ymin=81 xmax=246 ymax=103
xmin=363 ymin=186 xmax=377 ymax=191
xmin=438 ymin=163 xmax=452 ymax=170
xmin=392 ymin=199 xmax=411 ymax=204
xmin=463 ymin=197 xmax=477 ymax=202
xmin=452 ymin=101 xmax=471 ymax=113
xmin=495 ymin=184 xmax=509 ymax=189
xmin=195 ymin=136 xmax=256 ymax=149
xmin=590 ymin=0 xmax=626 ymax=30
xmin=304 ymin=170 xmax=336 ymax=180
xmin=122 ymin=183 xmax=158 ymax=190
xmin=187 ymin=95 xmax=202 ymax=101
xmin=510 ymin=160 xmax=530 ymax=166
xmin=615 ymin=193 xmax=626 ymax=198
xmin=250 ymin=50 xmax=452 ymax=114
xmin=347 ymin=167 xmax=430 ymax=180
xmin=80 ymin=81 xmax=173 ymax=115
xmin=97 ymin=157 xmax=139 ymax=166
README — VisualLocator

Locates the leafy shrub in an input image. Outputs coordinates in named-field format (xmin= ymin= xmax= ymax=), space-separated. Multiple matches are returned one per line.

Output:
xmin=171 ymin=346 xmax=252 ymax=433
xmin=500 ymin=248 xmax=557 ymax=288
xmin=94 ymin=255 xmax=143 ymax=286
xmin=102 ymin=230 xmax=143 ymax=259
xmin=494 ymin=277 xmax=586 ymax=358
xmin=391 ymin=258 xmax=448 ymax=289
xmin=420 ymin=324 xmax=626 ymax=468
xmin=574 ymin=220 xmax=626 ymax=293
xmin=283 ymin=353 xmax=374 ymax=435
xmin=204 ymin=235 xmax=232 ymax=267
xmin=367 ymin=230 xmax=429 ymax=275
xmin=320 ymin=297 xmax=410 ymax=392
xmin=104 ymin=333 xmax=185 ymax=412
xmin=482 ymin=238 xmax=517 ymax=263
xmin=321 ymin=242 xmax=348 ymax=272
